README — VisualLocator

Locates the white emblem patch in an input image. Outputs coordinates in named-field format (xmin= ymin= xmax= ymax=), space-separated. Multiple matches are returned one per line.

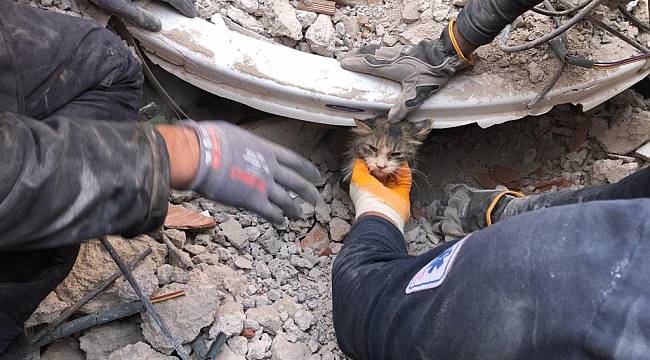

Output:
xmin=405 ymin=237 xmax=468 ymax=294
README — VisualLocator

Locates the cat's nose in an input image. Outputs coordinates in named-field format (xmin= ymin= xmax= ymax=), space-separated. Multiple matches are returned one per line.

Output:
xmin=377 ymin=164 xmax=386 ymax=170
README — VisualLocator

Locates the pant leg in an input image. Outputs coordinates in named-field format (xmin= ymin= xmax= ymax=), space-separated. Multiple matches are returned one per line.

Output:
xmin=0 ymin=2 xmax=144 ymax=353
xmin=456 ymin=0 xmax=543 ymax=46
xmin=503 ymin=166 xmax=650 ymax=219
xmin=333 ymin=200 xmax=650 ymax=360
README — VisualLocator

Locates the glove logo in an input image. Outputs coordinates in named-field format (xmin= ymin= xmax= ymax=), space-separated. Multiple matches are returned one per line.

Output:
xmin=243 ymin=149 xmax=270 ymax=175
xmin=405 ymin=236 xmax=468 ymax=294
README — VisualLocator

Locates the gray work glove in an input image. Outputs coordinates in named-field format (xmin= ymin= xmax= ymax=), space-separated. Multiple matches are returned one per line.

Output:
xmin=340 ymin=39 xmax=469 ymax=123
xmin=184 ymin=121 xmax=321 ymax=225
xmin=431 ymin=184 xmax=524 ymax=241
xmin=90 ymin=0 xmax=196 ymax=32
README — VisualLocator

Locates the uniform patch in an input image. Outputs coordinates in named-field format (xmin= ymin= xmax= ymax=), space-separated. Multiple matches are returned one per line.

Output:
xmin=405 ymin=237 xmax=468 ymax=294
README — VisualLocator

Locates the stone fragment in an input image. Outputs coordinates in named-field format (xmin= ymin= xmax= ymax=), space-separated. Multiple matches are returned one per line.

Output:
xmin=340 ymin=15 xmax=360 ymax=38
xmin=241 ymin=327 xmax=256 ymax=338
xmin=305 ymin=15 xmax=336 ymax=56
xmin=164 ymin=229 xmax=186 ymax=249
xmin=26 ymin=292 xmax=67 ymax=328
xmin=431 ymin=3 xmax=449 ymax=21
xmin=262 ymin=0 xmax=303 ymax=40
xmin=271 ymin=332 xmax=312 ymax=360
xmin=300 ymin=224 xmax=330 ymax=252
xmin=247 ymin=334 xmax=272 ymax=360
xmin=296 ymin=9 xmax=318 ymax=28
xmin=190 ymin=264 xmax=247 ymax=297
xmin=156 ymin=264 xmax=190 ymax=285
xmin=210 ymin=301 xmax=245 ymax=337
xmin=401 ymin=0 xmax=420 ymax=23
xmin=234 ymin=0 xmax=259 ymax=14
xmin=527 ymin=62 xmax=544 ymax=84
xmin=193 ymin=253 xmax=221 ymax=265
xmin=227 ymin=6 xmax=266 ymax=33
xmin=56 ymin=235 xmax=166 ymax=314
xmin=107 ymin=342 xmax=177 ymax=360
xmin=290 ymin=254 xmax=317 ymax=269
xmin=329 ymin=217 xmax=351 ymax=242
xmin=293 ymin=309 xmax=314 ymax=331
xmin=214 ymin=345 xmax=246 ymax=360
xmin=399 ymin=21 xmax=444 ymax=45
xmin=452 ymin=0 xmax=468 ymax=6
xmin=234 ymin=256 xmax=253 ymax=269
xmin=42 ymin=338 xmax=84 ymax=360
xmin=383 ymin=33 xmax=399 ymax=46
xmin=79 ymin=322 xmax=144 ymax=360
xmin=116 ymin=263 xmax=158 ymax=302
xmin=597 ymin=108 xmax=650 ymax=155
xmin=184 ymin=244 xmax=206 ymax=256
xmin=274 ymin=297 xmax=301 ymax=316
xmin=221 ymin=218 xmax=250 ymax=249
xmin=299 ymin=200 xmax=315 ymax=219
xmin=227 ymin=336 xmax=249 ymax=356
xmin=141 ymin=282 xmax=220 ymax=354
xmin=314 ymin=199 xmax=331 ymax=223
xmin=245 ymin=304 xmax=283 ymax=334
xmin=591 ymin=159 xmax=639 ymax=184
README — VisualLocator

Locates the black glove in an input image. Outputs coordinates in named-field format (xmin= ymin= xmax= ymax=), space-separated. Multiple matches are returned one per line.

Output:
xmin=340 ymin=35 xmax=470 ymax=123
xmin=183 ymin=121 xmax=321 ymax=225
xmin=90 ymin=0 xmax=196 ymax=32
xmin=431 ymin=184 xmax=524 ymax=240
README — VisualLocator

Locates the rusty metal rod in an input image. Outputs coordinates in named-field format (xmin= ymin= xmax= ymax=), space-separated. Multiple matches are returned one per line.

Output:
xmin=100 ymin=236 xmax=191 ymax=360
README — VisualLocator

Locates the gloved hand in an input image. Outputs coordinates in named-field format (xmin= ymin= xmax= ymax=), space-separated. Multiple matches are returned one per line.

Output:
xmin=90 ymin=0 xmax=196 ymax=32
xmin=349 ymin=159 xmax=411 ymax=233
xmin=431 ymin=184 xmax=524 ymax=241
xmin=183 ymin=121 xmax=321 ymax=225
xmin=340 ymin=33 xmax=471 ymax=123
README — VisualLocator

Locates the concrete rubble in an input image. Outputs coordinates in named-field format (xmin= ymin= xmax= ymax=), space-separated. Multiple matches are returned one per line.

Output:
xmin=21 ymin=4 xmax=649 ymax=345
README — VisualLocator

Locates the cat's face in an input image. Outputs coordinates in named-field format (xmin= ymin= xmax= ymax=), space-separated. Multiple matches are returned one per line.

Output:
xmin=348 ymin=117 xmax=432 ymax=180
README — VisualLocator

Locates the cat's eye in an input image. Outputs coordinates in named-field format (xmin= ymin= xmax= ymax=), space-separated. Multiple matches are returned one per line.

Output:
xmin=390 ymin=152 xmax=403 ymax=158
xmin=368 ymin=145 xmax=377 ymax=152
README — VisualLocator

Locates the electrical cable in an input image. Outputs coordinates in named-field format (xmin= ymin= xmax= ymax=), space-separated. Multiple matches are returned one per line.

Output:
xmin=530 ymin=0 xmax=593 ymax=17
xmin=498 ymin=0 xmax=603 ymax=53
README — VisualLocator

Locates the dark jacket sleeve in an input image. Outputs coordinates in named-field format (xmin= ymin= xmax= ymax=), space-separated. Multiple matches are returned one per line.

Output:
xmin=0 ymin=112 xmax=170 ymax=250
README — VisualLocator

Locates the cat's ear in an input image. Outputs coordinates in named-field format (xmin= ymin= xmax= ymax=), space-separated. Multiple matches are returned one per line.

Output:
xmin=410 ymin=119 xmax=432 ymax=141
xmin=353 ymin=118 xmax=375 ymax=134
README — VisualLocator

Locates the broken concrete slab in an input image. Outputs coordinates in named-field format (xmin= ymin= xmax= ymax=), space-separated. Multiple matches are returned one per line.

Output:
xmin=329 ymin=217 xmax=351 ymax=242
xmin=305 ymin=15 xmax=336 ymax=56
xmin=116 ymin=263 xmax=159 ymax=302
xmin=271 ymin=332 xmax=311 ymax=360
xmin=55 ymin=235 xmax=166 ymax=314
xmin=141 ymin=283 xmax=221 ymax=354
xmin=262 ymin=0 xmax=303 ymax=40
xmin=591 ymin=159 xmax=639 ymax=184
xmin=41 ymin=338 xmax=85 ymax=360
xmin=210 ymin=300 xmax=246 ymax=337
xmin=25 ymin=292 xmax=67 ymax=328
xmin=596 ymin=108 xmax=650 ymax=155
xmin=107 ymin=342 xmax=177 ymax=360
xmin=221 ymin=218 xmax=250 ymax=249
xmin=79 ymin=322 xmax=144 ymax=360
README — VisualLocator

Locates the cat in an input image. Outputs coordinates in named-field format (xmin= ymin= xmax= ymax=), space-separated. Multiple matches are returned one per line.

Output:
xmin=344 ymin=117 xmax=433 ymax=181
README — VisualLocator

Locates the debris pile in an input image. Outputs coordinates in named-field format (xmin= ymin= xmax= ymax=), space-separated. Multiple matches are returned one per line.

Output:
xmin=192 ymin=0 xmax=650 ymax=86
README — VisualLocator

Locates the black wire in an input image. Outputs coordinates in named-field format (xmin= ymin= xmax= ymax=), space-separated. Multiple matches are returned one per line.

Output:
xmin=498 ymin=0 xmax=602 ymax=53
xmin=530 ymin=0 xmax=593 ymax=16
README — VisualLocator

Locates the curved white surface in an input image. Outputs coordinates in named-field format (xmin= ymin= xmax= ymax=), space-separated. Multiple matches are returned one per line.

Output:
xmin=130 ymin=2 xmax=650 ymax=128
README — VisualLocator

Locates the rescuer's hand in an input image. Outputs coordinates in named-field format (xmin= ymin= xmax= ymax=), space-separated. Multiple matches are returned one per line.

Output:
xmin=89 ymin=0 xmax=196 ymax=32
xmin=181 ymin=121 xmax=321 ymax=225
xmin=340 ymin=35 xmax=470 ymax=123
xmin=431 ymin=184 xmax=524 ymax=241
xmin=349 ymin=159 xmax=411 ymax=233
